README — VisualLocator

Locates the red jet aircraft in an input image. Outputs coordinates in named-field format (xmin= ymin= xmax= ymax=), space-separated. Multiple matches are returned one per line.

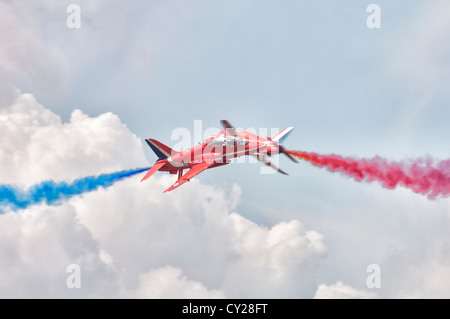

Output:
xmin=141 ymin=120 xmax=298 ymax=192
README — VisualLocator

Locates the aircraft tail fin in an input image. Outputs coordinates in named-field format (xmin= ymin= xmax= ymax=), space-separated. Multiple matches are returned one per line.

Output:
xmin=271 ymin=127 xmax=299 ymax=163
xmin=271 ymin=127 xmax=294 ymax=143
xmin=145 ymin=138 xmax=174 ymax=160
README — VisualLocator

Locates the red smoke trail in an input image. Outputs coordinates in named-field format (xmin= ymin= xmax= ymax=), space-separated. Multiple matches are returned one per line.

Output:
xmin=286 ymin=150 xmax=450 ymax=199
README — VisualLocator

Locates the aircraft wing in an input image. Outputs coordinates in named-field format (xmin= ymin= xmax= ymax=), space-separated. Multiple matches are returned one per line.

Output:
xmin=252 ymin=154 xmax=288 ymax=175
xmin=220 ymin=120 xmax=236 ymax=136
xmin=163 ymin=162 xmax=215 ymax=192
xmin=140 ymin=160 xmax=166 ymax=182
xmin=220 ymin=120 xmax=234 ymax=129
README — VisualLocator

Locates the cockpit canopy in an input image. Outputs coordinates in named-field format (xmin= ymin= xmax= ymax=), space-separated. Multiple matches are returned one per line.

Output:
xmin=209 ymin=134 xmax=249 ymax=147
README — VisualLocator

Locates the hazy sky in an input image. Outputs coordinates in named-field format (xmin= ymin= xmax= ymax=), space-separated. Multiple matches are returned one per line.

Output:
xmin=1 ymin=0 xmax=450 ymax=298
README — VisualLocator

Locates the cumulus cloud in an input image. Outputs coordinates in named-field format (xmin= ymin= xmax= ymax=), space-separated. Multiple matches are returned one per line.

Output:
xmin=0 ymin=90 xmax=147 ymax=187
xmin=314 ymin=281 xmax=377 ymax=299
xmin=0 ymin=204 xmax=120 ymax=298
xmin=125 ymin=266 xmax=226 ymax=299
xmin=73 ymin=175 xmax=327 ymax=298
xmin=221 ymin=215 xmax=326 ymax=298
xmin=0 ymin=90 xmax=327 ymax=298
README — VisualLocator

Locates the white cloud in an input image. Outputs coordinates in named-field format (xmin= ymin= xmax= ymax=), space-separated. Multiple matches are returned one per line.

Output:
xmin=73 ymin=175 xmax=327 ymax=298
xmin=124 ymin=266 xmax=225 ymax=299
xmin=0 ymin=204 xmax=120 ymax=298
xmin=221 ymin=215 xmax=326 ymax=297
xmin=0 ymin=90 xmax=327 ymax=298
xmin=314 ymin=281 xmax=377 ymax=299
xmin=0 ymin=90 xmax=147 ymax=187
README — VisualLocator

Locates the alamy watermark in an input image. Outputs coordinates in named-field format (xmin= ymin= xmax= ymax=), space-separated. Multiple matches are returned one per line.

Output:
xmin=366 ymin=4 xmax=381 ymax=29
xmin=66 ymin=264 xmax=81 ymax=289
xmin=66 ymin=4 xmax=81 ymax=29
xmin=366 ymin=264 xmax=381 ymax=289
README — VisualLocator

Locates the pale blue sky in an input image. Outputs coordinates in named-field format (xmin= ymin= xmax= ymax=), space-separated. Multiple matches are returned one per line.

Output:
xmin=39 ymin=0 xmax=449 ymax=159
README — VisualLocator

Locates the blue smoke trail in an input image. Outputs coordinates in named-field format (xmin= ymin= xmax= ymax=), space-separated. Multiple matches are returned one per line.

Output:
xmin=0 ymin=167 xmax=150 ymax=213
